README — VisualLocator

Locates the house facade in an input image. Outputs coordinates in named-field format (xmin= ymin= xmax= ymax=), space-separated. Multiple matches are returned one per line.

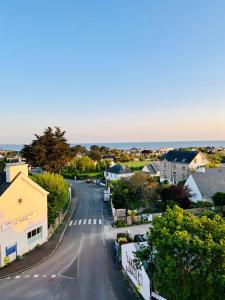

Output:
xmin=0 ymin=163 xmax=48 ymax=267
xmin=160 ymin=150 xmax=207 ymax=184
xmin=142 ymin=161 xmax=160 ymax=177
xmin=104 ymin=164 xmax=133 ymax=181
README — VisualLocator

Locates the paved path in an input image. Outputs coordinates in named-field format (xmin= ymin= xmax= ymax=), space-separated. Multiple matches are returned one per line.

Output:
xmin=0 ymin=181 xmax=136 ymax=300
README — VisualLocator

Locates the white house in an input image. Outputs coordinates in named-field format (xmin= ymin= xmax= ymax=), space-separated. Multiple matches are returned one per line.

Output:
xmin=104 ymin=164 xmax=133 ymax=181
xmin=142 ymin=161 xmax=160 ymax=177
xmin=0 ymin=163 xmax=48 ymax=267
xmin=185 ymin=167 xmax=225 ymax=203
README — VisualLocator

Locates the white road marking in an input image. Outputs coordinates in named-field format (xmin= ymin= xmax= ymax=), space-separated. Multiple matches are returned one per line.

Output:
xmin=78 ymin=219 xmax=82 ymax=225
xmin=69 ymin=220 xmax=73 ymax=227
xmin=5 ymin=277 xmax=11 ymax=280
xmin=88 ymin=219 xmax=91 ymax=224
xmin=24 ymin=275 xmax=30 ymax=278
xmin=99 ymin=219 xmax=102 ymax=225
xmin=83 ymin=219 xmax=87 ymax=225
xmin=42 ymin=275 xmax=47 ymax=278
xmin=51 ymin=274 xmax=56 ymax=278
xmin=94 ymin=219 xmax=96 ymax=225
xmin=74 ymin=220 xmax=78 ymax=226
xmin=33 ymin=274 xmax=39 ymax=278
xmin=15 ymin=275 xmax=20 ymax=279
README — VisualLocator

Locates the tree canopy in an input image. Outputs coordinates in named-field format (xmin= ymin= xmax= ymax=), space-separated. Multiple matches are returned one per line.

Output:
xmin=21 ymin=127 xmax=71 ymax=173
xmin=136 ymin=206 xmax=225 ymax=300
xmin=111 ymin=172 xmax=157 ymax=210
xmin=31 ymin=172 xmax=70 ymax=224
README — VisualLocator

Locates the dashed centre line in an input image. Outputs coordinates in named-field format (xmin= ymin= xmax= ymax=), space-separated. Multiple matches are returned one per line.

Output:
xmin=3 ymin=274 xmax=58 ymax=281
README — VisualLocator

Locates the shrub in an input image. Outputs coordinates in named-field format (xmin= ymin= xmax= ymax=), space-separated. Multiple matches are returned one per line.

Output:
xmin=118 ymin=237 xmax=128 ymax=245
xmin=192 ymin=201 xmax=213 ymax=208
xmin=115 ymin=219 xmax=126 ymax=227
xmin=212 ymin=192 xmax=225 ymax=206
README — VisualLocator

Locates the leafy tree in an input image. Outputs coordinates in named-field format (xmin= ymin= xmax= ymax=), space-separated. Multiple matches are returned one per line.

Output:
xmin=159 ymin=184 xmax=192 ymax=210
xmin=70 ymin=145 xmax=87 ymax=157
xmin=88 ymin=150 xmax=101 ymax=161
xmin=111 ymin=173 xmax=158 ymax=210
xmin=31 ymin=173 xmax=70 ymax=224
xmin=213 ymin=192 xmax=225 ymax=206
xmin=111 ymin=179 xmax=129 ymax=209
xmin=73 ymin=156 xmax=95 ymax=173
xmin=95 ymin=159 xmax=111 ymax=172
xmin=120 ymin=152 xmax=132 ymax=162
xmin=135 ymin=206 xmax=225 ymax=300
xmin=128 ymin=172 xmax=158 ymax=208
xmin=21 ymin=127 xmax=72 ymax=173
xmin=0 ymin=159 xmax=5 ymax=173
xmin=206 ymin=153 xmax=222 ymax=168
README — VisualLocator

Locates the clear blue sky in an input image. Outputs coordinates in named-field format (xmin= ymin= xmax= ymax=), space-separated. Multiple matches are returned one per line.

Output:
xmin=0 ymin=0 xmax=225 ymax=143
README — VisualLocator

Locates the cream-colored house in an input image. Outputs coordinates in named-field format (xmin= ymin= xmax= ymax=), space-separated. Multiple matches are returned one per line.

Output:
xmin=0 ymin=163 xmax=48 ymax=267
xmin=160 ymin=150 xmax=207 ymax=184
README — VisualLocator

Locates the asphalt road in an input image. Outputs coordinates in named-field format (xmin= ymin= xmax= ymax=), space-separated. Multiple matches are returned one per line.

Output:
xmin=0 ymin=181 xmax=136 ymax=300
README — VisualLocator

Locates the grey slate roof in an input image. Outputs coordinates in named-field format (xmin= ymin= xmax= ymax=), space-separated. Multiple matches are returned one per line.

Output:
xmin=144 ymin=161 xmax=160 ymax=175
xmin=106 ymin=164 xmax=132 ymax=174
xmin=192 ymin=168 xmax=225 ymax=197
xmin=0 ymin=172 xmax=10 ymax=196
xmin=161 ymin=150 xmax=199 ymax=163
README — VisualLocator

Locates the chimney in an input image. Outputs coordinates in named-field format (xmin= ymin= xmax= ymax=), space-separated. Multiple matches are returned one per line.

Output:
xmin=6 ymin=162 xmax=29 ymax=183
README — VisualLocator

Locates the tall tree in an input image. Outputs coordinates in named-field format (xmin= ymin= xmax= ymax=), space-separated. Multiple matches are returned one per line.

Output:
xmin=135 ymin=206 xmax=225 ymax=300
xmin=21 ymin=127 xmax=71 ymax=173
xmin=159 ymin=184 xmax=192 ymax=210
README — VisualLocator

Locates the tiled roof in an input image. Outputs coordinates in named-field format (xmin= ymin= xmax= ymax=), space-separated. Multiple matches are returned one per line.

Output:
xmin=161 ymin=150 xmax=199 ymax=163
xmin=191 ymin=168 xmax=225 ymax=197
xmin=0 ymin=172 xmax=10 ymax=196
xmin=106 ymin=164 xmax=132 ymax=174
xmin=144 ymin=161 xmax=160 ymax=174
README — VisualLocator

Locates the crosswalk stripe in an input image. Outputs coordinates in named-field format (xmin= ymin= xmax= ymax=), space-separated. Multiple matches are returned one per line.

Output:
xmin=24 ymin=275 xmax=30 ymax=278
xmin=51 ymin=274 xmax=56 ymax=278
xmin=73 ymin=218 xmax=103 ymax=225
xmin=42 ymin=275 xmax=47 ymax=278
xmin=15 ymin=276 xmax=20 ymax=279
xmin=34 ymin=275 xmax=39 ymax=278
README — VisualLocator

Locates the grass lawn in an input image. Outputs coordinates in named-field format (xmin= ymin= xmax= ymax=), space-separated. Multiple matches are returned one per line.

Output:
xmin=123 ymin=161 xmax=150 ymax=168
xmin=122 ymin=160 xmax=151 ymax=172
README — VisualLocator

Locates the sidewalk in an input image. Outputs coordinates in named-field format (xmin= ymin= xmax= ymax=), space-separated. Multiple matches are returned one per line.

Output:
xmin=0 ymin=189 xmax=78 ymax=279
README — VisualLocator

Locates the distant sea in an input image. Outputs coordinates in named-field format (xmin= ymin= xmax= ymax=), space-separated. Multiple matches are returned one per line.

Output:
xmin=1 ymin=140 xmax=225 ymax=151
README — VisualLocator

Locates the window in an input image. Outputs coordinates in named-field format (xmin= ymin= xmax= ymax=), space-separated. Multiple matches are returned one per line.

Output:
xmin=27 ymin=227 xmax=42 ymax=239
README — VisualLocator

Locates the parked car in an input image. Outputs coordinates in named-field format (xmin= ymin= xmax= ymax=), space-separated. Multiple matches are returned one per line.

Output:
xmin=134 ymin=234 xmax=147 ymax=243
xmin=85 ymin=179 xmax=94 ymax=184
